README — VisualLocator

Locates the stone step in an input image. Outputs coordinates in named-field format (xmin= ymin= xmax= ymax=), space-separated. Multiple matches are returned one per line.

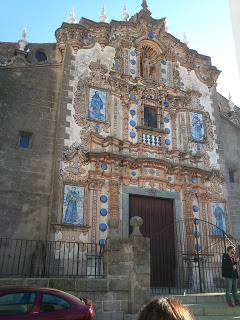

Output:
xmin=196 ymin=316 xmax=240 ymax=320
xmin=170 ymin=293 xmax=226 ymax=304
xmin=95 ymin=312 xmax=137 ymax=320
xmin=187 ymin=303 xmax=240 ymax=317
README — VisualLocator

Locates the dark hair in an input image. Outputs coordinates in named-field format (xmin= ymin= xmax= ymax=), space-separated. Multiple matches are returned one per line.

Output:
xmin=138 ymin=298 xmax=194 ymax=320
xmin=227 ymin=245 xmax=235 ymax=252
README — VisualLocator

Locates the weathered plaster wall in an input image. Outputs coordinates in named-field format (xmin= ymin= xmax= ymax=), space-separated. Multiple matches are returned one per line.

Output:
xmin=178 ymin=66 xmax=219 ymax=169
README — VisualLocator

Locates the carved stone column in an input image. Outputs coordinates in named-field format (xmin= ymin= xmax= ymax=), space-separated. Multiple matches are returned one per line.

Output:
xmin=170 ymin=111 xmax=177 ymax=150
xmin=109 ymin=179 xmax=120 ymax=218
xmin=89 ymin=179 xmax=105 ymax=243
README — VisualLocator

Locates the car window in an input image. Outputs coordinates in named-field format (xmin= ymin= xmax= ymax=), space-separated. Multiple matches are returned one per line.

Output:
xmin=0 ymin=292 xmax=36 ymax=316
xmin=40 ymin=294 xmax=70 ymax=313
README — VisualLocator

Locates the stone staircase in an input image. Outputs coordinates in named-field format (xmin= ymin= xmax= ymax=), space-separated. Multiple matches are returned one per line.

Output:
xmin=96 ymin=293 xmax=240 ymax=320
xmin=174 ymin=293 xmax=240 ymax=320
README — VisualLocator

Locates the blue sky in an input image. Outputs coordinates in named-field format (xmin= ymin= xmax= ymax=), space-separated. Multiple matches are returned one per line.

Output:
xmin=0 ymin=0 xmax=239 ymax=106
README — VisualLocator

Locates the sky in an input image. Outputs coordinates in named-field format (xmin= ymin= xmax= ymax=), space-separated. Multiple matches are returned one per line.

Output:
xmin=0 ymin=0 xmax=239 ymax=106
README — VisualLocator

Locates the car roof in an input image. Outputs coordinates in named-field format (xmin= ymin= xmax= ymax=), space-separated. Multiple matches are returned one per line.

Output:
xmin=0 ymin=287 xmax=85 ymax=304
xmin=0 ymin=287 xmax=67 ymax=294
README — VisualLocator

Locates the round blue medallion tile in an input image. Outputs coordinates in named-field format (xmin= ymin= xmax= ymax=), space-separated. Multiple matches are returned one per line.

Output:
xmin=130 ymin=131 xmax=136 ymax=139
xmin=130 ymin=120 xmax=136 ymax=127
xmin=130 ymin=69 xmax=136 ymax=74
xmin=165 ymin=128 xmax=171 ymax=134
xmin=100 ymin=208 xmax=108 ymax=217
xmin=192 ymin=205 xmax=199 ymax=213
xmin=164 ymin=117 xmax=170 ymax=123
xmin=165 ymin=139 xmax=171 ymax=145
xmin=147 ymin=31 xmax=154 ymax=39
xmin=99 ymin=239 xmax=105 ymax=246
xmin=101 ymin=163 xmax=108 ymax=170
xmin=161 ymin=60 xmax=167 ymax=65
xmin=130 ymin=59 xmax=136 ymax=65
xmin=130 ymin=50 xmax=136 ymax=56
xmin=130 ymin=109 xmax=136 ymax=116
xmin=163 ymin=100 xmax=169 ymax=107
xmin=191 ymin=176 xmax=198 ymax=184
xmin=99 ymin=223 xmax=108 ymax=232
xmin=131 ymin=171 xmax=137 ymax=177
xmin=100 ymin=195 xmax=108 ymax=203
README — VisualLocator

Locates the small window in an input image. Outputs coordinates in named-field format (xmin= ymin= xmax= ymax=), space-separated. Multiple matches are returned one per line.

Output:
xmin=229 ymin=169 xmax=235 ymax=183
xmin=0 ymin=292 xmax=36 ymax=316
xmin=19 ymin=132 xmax=32 ymax=148
xmin=35 ymin=51 xmax=47 ymax=62
xmin=40 ymin=294 xmax=70 ymax=313
xmin=144 ymin=106 xmax=157 ymax=128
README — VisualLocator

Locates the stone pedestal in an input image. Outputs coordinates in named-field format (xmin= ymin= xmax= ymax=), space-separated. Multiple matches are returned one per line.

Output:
xmin=104 ymin=216 xmax=150 ymax=315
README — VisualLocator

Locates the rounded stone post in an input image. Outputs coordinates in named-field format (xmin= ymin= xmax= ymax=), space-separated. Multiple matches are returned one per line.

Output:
xmin=130 ymin=216 xmax=143 ymax=238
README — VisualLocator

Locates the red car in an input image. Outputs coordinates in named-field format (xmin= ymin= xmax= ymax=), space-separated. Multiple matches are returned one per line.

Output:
xmin=0 ymin=287 xmax=94 ymax=319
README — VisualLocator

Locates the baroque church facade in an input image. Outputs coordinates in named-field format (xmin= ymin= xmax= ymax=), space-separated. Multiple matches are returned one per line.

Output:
xmin=0 ymin=1 xmax=240 ymax=259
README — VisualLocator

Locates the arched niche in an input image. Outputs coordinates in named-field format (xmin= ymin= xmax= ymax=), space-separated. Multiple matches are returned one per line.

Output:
xmin=137 ymin=40 xmax=163 ymax=81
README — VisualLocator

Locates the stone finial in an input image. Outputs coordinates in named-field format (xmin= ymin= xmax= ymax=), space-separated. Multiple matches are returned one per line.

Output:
xmin=141 ymin=0 xmax=148 ymax=10
xmin=99 ymin=6 xmax=107 ymax=22
xmin=130 ymin=216 xmax=143 ymax=237
xmin=68 ymin=7 xmax=77 ymax=24
xmin=18 ymin=27 xmax=28 ymax=51
xmin=228 ymin=93 xmax=235 ymax=112
xmin=164 ymin=20 xmax=169 ymax=32
xmin=121 ymin=5 xmax=129 ymax=21
xmin=183 ymin=32 xmax=189 ymax=46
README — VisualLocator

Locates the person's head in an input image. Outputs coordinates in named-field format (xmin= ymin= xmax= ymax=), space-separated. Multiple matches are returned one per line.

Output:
xmin=227 ymin=245 xmax=236 ymax=255
xmin=138 ymin=298 xmax=194 ymax=320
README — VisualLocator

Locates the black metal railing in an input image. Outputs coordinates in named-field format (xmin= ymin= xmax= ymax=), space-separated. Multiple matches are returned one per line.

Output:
xmin=151 ymin=218 xmax=239 ymax=295
xmin=0 ymin=238 xmax=103 ymax=278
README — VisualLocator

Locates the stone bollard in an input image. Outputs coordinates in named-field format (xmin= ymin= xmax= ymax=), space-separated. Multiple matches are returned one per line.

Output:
xmin=130 ymin=216 xmax=143 ymax=238
xmin=128 ymin=216 xmax=150 ymax=314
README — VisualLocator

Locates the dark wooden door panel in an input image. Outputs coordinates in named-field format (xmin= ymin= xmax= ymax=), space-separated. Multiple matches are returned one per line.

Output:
xmin=129 ymin=195 xmax=175 ymax=287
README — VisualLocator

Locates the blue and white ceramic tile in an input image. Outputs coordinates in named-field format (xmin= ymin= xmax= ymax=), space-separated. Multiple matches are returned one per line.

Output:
xmin=211 ymin=203 xmax=226 ymax=236
xmin=61 ymin=185 xmax=84 ymax=225
xmin=128 ymin=104 xmax=138 ymax=144
xmin=160 ymin=61 xmax=174 ymax=87
xmin=190 ymin=112 xmax=205 ymax=141
xmin=88 ymin=88 xmax=106 ymax=122
xmin=124 ymin=47 xmax=137 ymax=78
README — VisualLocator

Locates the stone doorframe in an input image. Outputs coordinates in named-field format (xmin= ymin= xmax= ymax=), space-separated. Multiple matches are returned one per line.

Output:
xmin=122 ymin=186 xmax=182 ymax=239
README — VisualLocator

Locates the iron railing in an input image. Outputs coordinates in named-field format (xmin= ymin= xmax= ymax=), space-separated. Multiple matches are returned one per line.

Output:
xmin=0 ymin=238 xmax=103 ymax=278
xmin=151 ymin=218 xmax=239 ymax=295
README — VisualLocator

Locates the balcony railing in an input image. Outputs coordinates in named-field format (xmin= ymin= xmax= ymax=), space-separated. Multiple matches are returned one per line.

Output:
xmin=142 ymin=133 xmax=161 ymax=146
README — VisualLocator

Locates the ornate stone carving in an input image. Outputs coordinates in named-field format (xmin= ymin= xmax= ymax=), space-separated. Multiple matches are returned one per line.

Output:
xmin=0 ymin=55 xmax=12 ymax=66
xmin=88 ymin=179 xmax=105 ymax=190
xmin=195 ymin=63 xmax=221 ymax=88
xmin=60 ymin=145 xmax=89 ymax=182
xmin=109 ymin=179 xmax=120 ymax=217
xmin=87 ymin=60 xmax=110 ymax=89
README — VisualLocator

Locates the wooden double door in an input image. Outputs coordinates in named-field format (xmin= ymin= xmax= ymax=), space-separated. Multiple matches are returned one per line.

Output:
xmin=129 ymin=195 xmax=175 ymax=287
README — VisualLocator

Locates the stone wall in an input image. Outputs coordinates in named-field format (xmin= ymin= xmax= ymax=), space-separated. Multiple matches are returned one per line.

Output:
xmin=0 ymin=44 xmax=62 ymax=240
xmin=216 ymin=93 xmax=240 ymax=238
xmin=219 ymin=117 xmax=240 ymax=238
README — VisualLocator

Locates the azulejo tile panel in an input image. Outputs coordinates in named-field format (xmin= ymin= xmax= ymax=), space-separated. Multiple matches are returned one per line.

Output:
xmin=88 ymin=88 xmax=107 ymax=122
